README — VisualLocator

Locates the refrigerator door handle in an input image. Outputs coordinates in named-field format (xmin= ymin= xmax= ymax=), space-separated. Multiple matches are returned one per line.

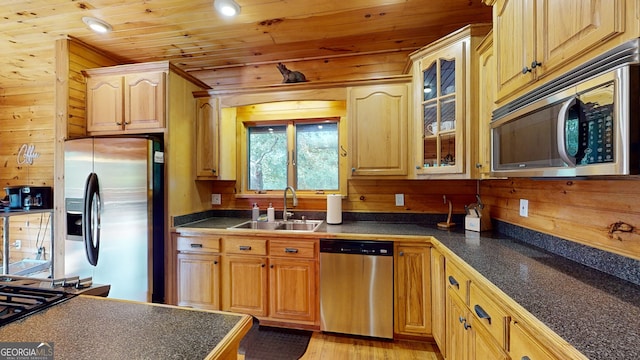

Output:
xmin=83 ymin=172 xmax=101 ymax=266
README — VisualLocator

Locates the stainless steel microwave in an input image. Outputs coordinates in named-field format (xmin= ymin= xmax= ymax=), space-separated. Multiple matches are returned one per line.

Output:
xmin=491 ymin=64 xmax=640 ymax=177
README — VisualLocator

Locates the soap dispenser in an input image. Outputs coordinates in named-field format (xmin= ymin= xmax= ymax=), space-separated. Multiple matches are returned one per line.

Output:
xmin=252 ymin=203 xmax=260 ymax=221
xmin=267 ymin=203 xmax=275 ymax=222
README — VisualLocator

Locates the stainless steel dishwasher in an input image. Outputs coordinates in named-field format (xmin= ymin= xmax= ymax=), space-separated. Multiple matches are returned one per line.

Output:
xmin=319 ymin=239 xmax=394 ymax=339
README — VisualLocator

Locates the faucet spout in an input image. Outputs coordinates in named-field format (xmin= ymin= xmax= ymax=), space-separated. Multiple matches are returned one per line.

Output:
xmin=283 ymin=186 xmax=298 ymax=221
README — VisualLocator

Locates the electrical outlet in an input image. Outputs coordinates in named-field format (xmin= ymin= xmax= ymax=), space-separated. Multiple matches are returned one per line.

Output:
xmin=395 ymin=193 xmax=405 ymax=206
xmin=519 ymin=199 xmax=529 ymax=217
xmin=211 ymin=193 xmax=222 ymax=205
xmin=14 ymin=240 xmax=21 ymax=249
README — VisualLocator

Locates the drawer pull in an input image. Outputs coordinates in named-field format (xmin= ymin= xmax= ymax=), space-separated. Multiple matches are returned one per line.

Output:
xmin=239 ymin=245 xmax=252 ymax=251
xmin=448 ymin=275 xmax=460 ymax=289
xmin=474 ymin=304 xmax=491 ymax=324
xmin=284 ymin=248 xmax=299 ymax=253
xmin=190 ymin=243 xmax=203 ymax=248
xmin=522 ymin=357 xmax=531 ymax=360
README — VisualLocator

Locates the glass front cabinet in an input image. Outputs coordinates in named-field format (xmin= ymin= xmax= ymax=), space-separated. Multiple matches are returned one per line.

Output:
xmin=410 ymin=24 xmax=491 ymax=178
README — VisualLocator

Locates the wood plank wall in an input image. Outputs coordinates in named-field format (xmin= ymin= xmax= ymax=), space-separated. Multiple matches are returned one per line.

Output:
xmin=481 ymin=178 xmax=640 ymax=261
xmin=207 ymin=179 xmax=478 ymax=214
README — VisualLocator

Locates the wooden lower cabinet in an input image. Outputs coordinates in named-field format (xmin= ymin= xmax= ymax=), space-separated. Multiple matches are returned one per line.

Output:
xmin=222 ymin=255 xmax=268 ymax=317
xmin=177 ymin=253 xmax=220 ymax=310
xmin=394 ymin=243 xmax=431 ymax=336
xmin=446 ymin=288 xmax=508 ymax=360
xmin=220 ymin=237 xmax=319 ymax=325
xmin=431 ymin=247 xmax=446 ymax=354
xmin=510 ymin=319 xmax=555 ymax=360
xmin=269 ymin=258 xmax=316 ymax=322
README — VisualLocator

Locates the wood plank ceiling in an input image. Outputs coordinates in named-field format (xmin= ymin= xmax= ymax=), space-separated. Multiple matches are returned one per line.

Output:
xmin=0 ymin=0 xmax=492 ymax=89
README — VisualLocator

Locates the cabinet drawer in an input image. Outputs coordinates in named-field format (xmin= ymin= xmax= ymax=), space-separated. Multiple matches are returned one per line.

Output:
xmin=224 ymin=237 xmax=267 ymax=255
xmin=269 ymin=240 xmax=316 ymax=259
xmin=176 ymin=235 xmax=220 ymax=252
xmin=445 ymin=261 xmax=470 ymax=303
xmin=510 ymin=320 xmax=555 ymax=360
xmin=469 ymin=282 xmax=510 ymax=348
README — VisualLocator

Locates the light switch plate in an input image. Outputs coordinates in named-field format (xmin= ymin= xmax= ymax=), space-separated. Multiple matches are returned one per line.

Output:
xmin=211 ymin=194 xmax=222 ymax=205
xmin=395 ymin=193 xmax=404 ymax=206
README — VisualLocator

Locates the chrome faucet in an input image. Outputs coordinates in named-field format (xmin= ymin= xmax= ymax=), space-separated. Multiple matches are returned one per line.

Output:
xmin=283 ymin=186 xmax=298 ymax=221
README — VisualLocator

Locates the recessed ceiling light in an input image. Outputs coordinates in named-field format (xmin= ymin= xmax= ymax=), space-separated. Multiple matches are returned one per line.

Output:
xmin=82 ymin=17 xmax=112 ymax=34
xmin=214 ymin=0 xmax=241 ymax=17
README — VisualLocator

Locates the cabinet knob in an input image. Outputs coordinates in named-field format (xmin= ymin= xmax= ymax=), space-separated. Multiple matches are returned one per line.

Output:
xmin=261 ymin=263 xmax=266 ymax=267
xmin=351 ymin=167 xmax=356 ymax=173
xmin=270 ymin=264 xmax=274 ymax=268
xmin=475 ymin=163 xmax=482 ymax=168
xmin=521 ymin=66 xmax=532 ymax=74
xmin=211 ymin=169 xmax=217 ymax=173
xmin=214 ymin=260 xmax=218 ymax=265
xmin=459 ymin=316 xmax=466 ymax=324
xmin=531 ymin=60 xmax=542 ymax=69
xmin=399 ymin=251 xmax=404 ymax=256
xmin=463 ymin=322 xmax=472 ymax=330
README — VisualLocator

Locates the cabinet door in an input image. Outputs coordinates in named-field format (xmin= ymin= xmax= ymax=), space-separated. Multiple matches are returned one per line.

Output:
xmin=195 ymin=97 xmax=219 ymax=179
xmin=177 ymin=253 xmax=220 ymax=310
xmin=86 ymin=75 xmax=124 ymax=133
xmin=494 ymin=0 xmax=536 ymax=99
xmin=447 ymin=289 xmax=470 ymax=360
xmin=477 ymin=32 xmax=495 ymax=178
xmin=535 ymin=0 xmax=624 ymax=77
xmin=395 ymin=244 xmax=431 ymax=335
xmin=269 ymin=258 xmax=316 ymax=322
xmin=349 ymin=83 xmax=409 ymax=176
xmin=124 ymin=71 xmax=166 ymax=130
xmin=222 ymin=255 xmax=268 ymax=317
xmin=416 ymin=42 xmax=465 ymax=175
xmin=431 ymin=248 xmax=446 ymax=355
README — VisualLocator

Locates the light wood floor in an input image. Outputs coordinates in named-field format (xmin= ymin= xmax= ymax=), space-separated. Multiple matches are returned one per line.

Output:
xmin=237 ymin=331 xmax=443 ymax=360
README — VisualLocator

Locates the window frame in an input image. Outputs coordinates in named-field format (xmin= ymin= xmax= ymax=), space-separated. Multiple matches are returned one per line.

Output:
xmin=236 ymin=107 xmax=348 ymax=198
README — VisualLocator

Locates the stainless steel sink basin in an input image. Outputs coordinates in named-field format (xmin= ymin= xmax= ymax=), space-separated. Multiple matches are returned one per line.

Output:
xmin=227 ymin=219 xmax=323 ymax=232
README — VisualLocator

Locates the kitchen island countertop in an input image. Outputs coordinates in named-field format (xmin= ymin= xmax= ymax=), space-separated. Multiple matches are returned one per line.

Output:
xmin=0 ymin=295 xmax=252 ymax=360
xmin=177 ymin=216 xmax=640 ymax=359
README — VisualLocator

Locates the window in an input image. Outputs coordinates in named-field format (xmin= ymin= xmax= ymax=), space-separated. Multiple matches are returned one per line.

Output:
xmin=247 ymin=120 xmax=339 ymax=192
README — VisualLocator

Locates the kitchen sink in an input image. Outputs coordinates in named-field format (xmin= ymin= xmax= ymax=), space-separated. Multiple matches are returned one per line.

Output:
xmin=227 ymin=219 xmax=323 ymax=232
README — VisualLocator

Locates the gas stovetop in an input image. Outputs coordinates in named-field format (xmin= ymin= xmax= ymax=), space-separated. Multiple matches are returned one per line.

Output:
xmin=0 ymin=275 xmax=110 ymax=327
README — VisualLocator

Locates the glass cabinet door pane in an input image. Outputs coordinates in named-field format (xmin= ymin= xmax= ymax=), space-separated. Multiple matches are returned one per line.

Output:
xmin=440 ymin=133 xmax=456 ymax=166
xmin=424 ymin=102 xmax=437 ymax=136
xmin=440 ymin=97 xmax=456 ymax=131
xmin=440 ymin=59 xmax=456 ymax=96
xmin=423 ymin=61 xmax=437 ymax=101
xmin=424 ymin=137 xmax=438 ymax=167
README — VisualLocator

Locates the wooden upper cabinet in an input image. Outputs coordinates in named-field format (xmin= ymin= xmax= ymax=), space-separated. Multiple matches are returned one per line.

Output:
xmin=123 ymin=71 xmax=166 ymax=131
xmin=476 ymin=31 xmax=495 ymax=178
xmin=410 ymin=24 xmax=491 ymax=179
xmin=86 ymin=75 xmax=124 ymax=133
xmin=86 ymin=71 xmax=165 ymax=133
xmin=195 ymin=97 xmax=219 ymax=179
xmin=494 ymin=0 xmax=627 ymax=102
xmin=348 ymin=82 xmax=409 ymax=177
xmin=84 ymin=61 xmax=207 ymax=136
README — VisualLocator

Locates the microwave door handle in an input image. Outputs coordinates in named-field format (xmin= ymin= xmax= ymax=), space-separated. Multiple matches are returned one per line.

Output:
xmin=557 ymin=97 xmax=577 ymax=167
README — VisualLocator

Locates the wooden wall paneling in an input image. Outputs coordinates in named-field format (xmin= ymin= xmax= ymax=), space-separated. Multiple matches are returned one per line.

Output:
xmin=53 ymin=38 xmax=123 ymax=277
xmin=481 ymin=179 xmax=640 ymax=261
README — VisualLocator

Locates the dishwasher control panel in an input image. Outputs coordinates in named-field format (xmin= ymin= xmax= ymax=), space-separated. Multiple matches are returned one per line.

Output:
xmin=319 ymin=239 xmax=393 ymax=256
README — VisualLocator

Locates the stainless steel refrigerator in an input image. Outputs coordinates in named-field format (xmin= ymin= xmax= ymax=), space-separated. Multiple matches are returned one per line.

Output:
xmin=64 ymin=136 xmax=164 ymax=303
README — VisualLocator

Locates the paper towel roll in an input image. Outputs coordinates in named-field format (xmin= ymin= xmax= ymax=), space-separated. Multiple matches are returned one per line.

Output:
xmin=326 ymin=194 xmax=342 ymax=224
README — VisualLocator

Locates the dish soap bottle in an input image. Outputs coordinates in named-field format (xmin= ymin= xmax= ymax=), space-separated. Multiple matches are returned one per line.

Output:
xmin=267 ymin=203 xmax=275 ymax=222
xmin=252 ymin=203 xmax=260 ymax=221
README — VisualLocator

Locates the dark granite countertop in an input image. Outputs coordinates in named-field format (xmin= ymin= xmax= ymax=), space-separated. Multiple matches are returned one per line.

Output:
xmin=0 ymin=296 xmax=251 ymax=360
xmin=177 ymin=216 xmax=640 ymax=359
